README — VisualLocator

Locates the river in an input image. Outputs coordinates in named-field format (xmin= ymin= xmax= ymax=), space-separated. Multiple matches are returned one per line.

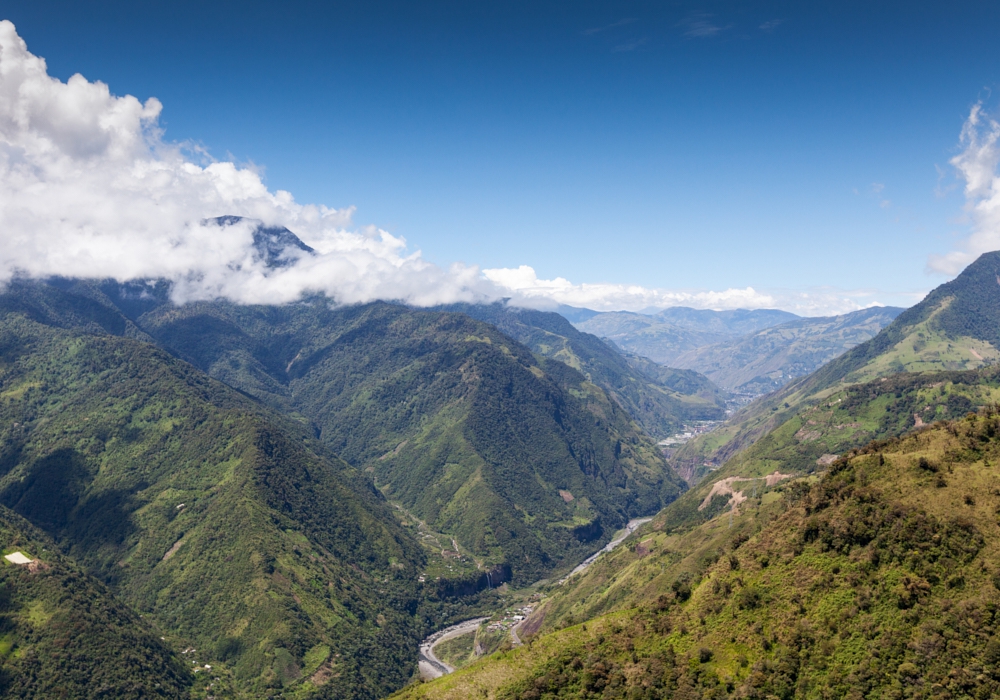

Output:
xmin=416 ymin=517 xmax=653 ymax=679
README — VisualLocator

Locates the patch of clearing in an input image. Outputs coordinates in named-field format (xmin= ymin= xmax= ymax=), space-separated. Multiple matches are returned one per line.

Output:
xmin=699 ymin=471 xmax=792 ymax=511
xmin=162 ymin=539 xmax=184 ymax=561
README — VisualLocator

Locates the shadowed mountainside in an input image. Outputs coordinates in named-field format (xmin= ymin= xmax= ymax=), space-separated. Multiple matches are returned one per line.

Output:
xmin=0 ymin=289 xmax=434 ymax=698
xmin=435 ymin=302 xmax=727 ymax=439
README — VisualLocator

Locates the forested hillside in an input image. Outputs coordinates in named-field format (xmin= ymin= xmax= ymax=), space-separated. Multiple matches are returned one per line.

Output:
xmin=128 ymin=298 xmax=685 ymax=583
xmin=0 ymin=296 xmax=434 ymax=698
xmin=1 ymin=277 xmax=686 ymax=588
xmin=0 ymin=506 xmax=190 ymax=698
xmin=394 ymin=408 xmax=1000 ymax=699
xmin=436 ymin=302 xmax=727 ymax=439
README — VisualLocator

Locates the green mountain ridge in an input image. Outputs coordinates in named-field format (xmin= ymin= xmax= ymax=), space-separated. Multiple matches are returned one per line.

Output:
xmin=0 ymin=505 xmax=191 ymax=698
xmin=126 ymin=296 xmax=686 ymax=583
xmin=671 ymin=252 xmax=1000 ymax=478
xmin=394 ymin=408 xmax=1000 ymax=700
xmin=0 ymin=287 xmax=434 ymax=698
xmin=460 ymin=366 xmax=1000 ymax=646
xmin=5 ymin=279 xmax=687 ymax=586
xmin=434 ymin=303 xmax=727 ymax=439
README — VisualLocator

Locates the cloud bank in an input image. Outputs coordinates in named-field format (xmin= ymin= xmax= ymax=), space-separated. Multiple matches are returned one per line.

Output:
xmin=0 ymin=20 xmax=494 ymax=306
xmin=929 ymin=103 xmax=1000 ymax=275
xmin=0 ymin=21 xmax=892 ymax=317
xmin=484 ymin=265 xmax=892 ymax=316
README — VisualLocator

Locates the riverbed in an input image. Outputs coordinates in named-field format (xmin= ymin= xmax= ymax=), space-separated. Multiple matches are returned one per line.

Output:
xmin=416 ymin=517 xmax=652 ymax=680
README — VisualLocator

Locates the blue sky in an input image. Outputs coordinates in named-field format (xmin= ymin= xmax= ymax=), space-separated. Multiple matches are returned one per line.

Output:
xmin=5 ymin=1 xmax=1000 ymax=313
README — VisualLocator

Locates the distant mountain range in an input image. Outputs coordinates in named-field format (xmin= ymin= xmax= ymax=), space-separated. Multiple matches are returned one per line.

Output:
xmin=568 ymin=304 xmax=903 ymax=397
xmin=672 ymin=249 xmax=1000 ymax=478
xmin=669 ymin=306 xmax=904 ymax=394
xmin=573 ymin=307 xmax=797 ymax=365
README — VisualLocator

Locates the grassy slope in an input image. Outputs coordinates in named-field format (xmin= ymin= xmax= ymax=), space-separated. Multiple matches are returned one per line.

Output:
xmin=671 ymin=252 xmax=1000 ymax=480
xmin=129 ymin=298 xmax=685 ymax=583
xmin=0 ymin=304 xmax=431 ymax=699
xmin=0 ymin=505 xmax=191 ymax=699
xmin=532 ymin=369 xmax=1000 ymax=631
xmin=670 ymin=307 xmax=903 ymax=394
xmin=436 ymin=303 xmax=726 ymax=439
xmin=394 ymin=410 xmax=1000 ymax=699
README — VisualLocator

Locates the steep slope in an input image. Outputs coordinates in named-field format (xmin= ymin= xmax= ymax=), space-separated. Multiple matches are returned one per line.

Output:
xmin=671 ymin=307 xmax=904 ymax=395
xmin=801 ymin=250 xmax=1000 ymax=390
xmin=0 ymin=295 xmax=430 ymax=699
xmin=3 ymin=275 xmax=686 ymax=586
xmin=0 ymin=506 xmax=190 ymax=698
xmin=435 ymin=303 xmax=727 ymax=439
xmin=127 ymin=298 xmax=685 ymax=583
xmin=488 ymin=367 xmax=1000 ymax=638
xmin=658 ymin=367 xmax=1000 ymax=529
xmin=394 ymin=409 xmax=1000 ymax=699
xmin=673 ymin=251 xmax=1000 ymax=476
xmin=575 ymin=308 xmax=797 ymax=365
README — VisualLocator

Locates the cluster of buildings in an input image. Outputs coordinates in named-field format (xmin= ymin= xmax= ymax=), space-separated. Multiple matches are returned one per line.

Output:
xmin=657 ymin=420 xmax=722 ymax=448
xmin=485 ymin=604 xmax=533 ymax=634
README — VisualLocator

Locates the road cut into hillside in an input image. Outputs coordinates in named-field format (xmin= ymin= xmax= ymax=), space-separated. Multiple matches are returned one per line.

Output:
xmin=417 ymin=517 xmax=654 ymax=679
xmin=559 ymin=517 xmax=653 ymax=584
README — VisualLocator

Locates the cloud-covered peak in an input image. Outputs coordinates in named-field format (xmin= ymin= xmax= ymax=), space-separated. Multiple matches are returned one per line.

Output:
xmin=0 ymin=20 xmax=496 ymax=307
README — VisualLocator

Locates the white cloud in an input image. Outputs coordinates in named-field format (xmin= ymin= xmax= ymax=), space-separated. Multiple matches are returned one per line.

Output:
xmin=483 ymin=265 xmax=891 ymax=316
xmin=680 ymin=14 xmax=731 ymax=38
xmin=928 ymin=102 xmax=1000 ymax=275
xmin=0 ymin=21 xmax=904 ymax=318
xmin=0 ymin=20 xmax=495 ymax=307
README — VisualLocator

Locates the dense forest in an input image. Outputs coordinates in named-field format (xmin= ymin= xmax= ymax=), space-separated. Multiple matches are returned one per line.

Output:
xmin=122 ymin=295 xmax=688 ymax=583
xmin=0 ymin=278 xmax=692 ymax=697
xmin=436 ymin=302 xmax=727 ymax=438
xmin=0 ymin=306 xmax=435 ymax=697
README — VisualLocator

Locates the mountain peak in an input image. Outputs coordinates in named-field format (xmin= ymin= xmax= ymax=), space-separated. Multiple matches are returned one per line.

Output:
xmin=208 ymin=215 xmax=315 ymax=268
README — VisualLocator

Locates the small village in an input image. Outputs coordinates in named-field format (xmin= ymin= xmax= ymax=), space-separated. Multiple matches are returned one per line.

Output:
xmin=657 ymin=419 xmax=722 ymax=448
xmin=484 ymin=604 xmax=533 ymax=635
